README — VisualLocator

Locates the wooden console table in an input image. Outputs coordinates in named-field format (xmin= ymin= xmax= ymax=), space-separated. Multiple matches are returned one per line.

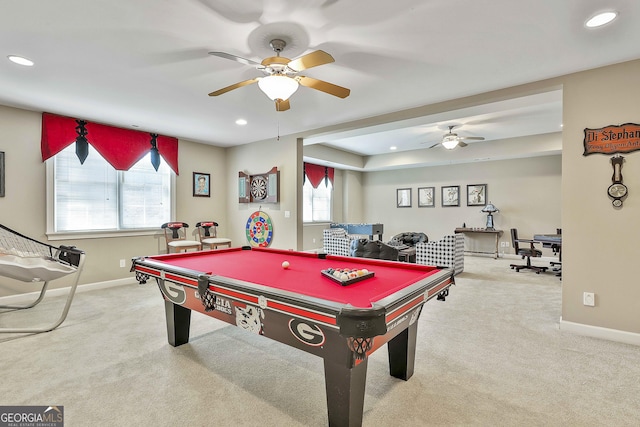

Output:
xmin=454 ymin=228 xmax=503 ymax=259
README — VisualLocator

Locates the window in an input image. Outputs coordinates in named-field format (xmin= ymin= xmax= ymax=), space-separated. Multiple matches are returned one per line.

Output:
xmin=303 ymin=179 xmax=332 ymax=222
xmin=48 ymin=144 xmax=174 ymax=235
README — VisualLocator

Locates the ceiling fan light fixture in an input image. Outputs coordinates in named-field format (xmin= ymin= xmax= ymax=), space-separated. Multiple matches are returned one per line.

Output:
xmin=442 ymin=139 xmax=459 ymax=150
xmin=258 ymin=75 xmax=299 ymax=101
xmin=442 ymin=134 xmax=459 ymax=149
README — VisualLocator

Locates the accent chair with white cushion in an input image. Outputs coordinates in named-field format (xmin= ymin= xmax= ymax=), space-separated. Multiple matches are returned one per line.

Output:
xmin=415 ymin=234 xmax=464 ymax=275
xmin=196 ymin=221 xmax=232 ymax=250
xmin=161 ymin=222 xmax=202 ymax=253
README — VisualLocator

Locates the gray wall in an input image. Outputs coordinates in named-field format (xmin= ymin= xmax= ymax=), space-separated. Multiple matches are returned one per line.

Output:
xmin=2 ymin=58 xmax=639 ymax=340
xmin=561 ymin=59 xmax=640 ymax=334
xmin=0 ymin=105 xmax=228 ymax=296
xmin=362 ymin=155 xmax=561 ymax=253
xmin=225 ymin=135 xmax=302 ymax=250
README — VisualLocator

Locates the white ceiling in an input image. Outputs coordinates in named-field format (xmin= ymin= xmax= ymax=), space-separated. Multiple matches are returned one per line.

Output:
xmin=2 ymin=0 xmax=640 ymax=167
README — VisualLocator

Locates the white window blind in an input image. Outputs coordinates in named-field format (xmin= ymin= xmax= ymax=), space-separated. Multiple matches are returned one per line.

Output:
xmin=303 ymin=179 xmax=332 ymax=222
xmin=52 ymin=145 xmax=172 ymax=232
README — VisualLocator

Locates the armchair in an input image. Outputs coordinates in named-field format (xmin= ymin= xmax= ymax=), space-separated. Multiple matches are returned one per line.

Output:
xmin=387 ymin=232 xmax=428 ymax=248
xmin=415 ymin=234 xmax=464 ymax=275
xmin=322 ymin=228 xmax=359 ymax=257
xmin=350 ymin=238 xmax=399 ymax=261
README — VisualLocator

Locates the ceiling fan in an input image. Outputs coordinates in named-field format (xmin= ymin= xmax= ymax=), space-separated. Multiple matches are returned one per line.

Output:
xmin=428 ymin=125 xmax=485 ymax=149
xmin=208 ymin=39 xmax=350 ymax=112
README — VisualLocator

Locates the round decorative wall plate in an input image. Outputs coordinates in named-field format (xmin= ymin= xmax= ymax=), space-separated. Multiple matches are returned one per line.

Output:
xmin=246 ymin=211 xmax=273 ymax=247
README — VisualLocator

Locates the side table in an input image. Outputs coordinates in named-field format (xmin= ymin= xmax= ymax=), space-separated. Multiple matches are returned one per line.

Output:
xmin=454 ymin=228 xmax=503 ymax=259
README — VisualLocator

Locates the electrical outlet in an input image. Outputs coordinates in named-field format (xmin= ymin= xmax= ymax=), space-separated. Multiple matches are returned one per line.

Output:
xmin=504 ymin=242 xmax=509 ymax=248
xmin=500 ymin=242 xmax=506 ymax=247
xmin=583 ymin=292 xmax=595 ymax=307
xmin=312 ymin=238 xmax=316 ymax=243
xmin=119 ymin=259 xmax=126 ymax=268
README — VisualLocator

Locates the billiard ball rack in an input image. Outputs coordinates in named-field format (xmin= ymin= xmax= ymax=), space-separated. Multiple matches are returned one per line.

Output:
xmin=321 ymin=268 xmax=375 ymax=286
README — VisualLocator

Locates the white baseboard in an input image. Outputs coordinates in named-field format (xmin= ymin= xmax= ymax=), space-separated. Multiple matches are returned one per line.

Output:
xmin=560 ymin=318 xmax=640 ymax=346
xmin=0 ymin=277 xmax=138 ymax=305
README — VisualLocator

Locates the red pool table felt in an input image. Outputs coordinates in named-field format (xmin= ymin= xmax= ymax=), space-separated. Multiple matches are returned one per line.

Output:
xmin=147 ymin=247 xmax=442 ymax=308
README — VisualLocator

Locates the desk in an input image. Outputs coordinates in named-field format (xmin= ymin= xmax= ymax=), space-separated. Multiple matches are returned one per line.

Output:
xmin=533 ymin=234 xmax=562 ymax=277
xmin=454 ymin=228 xmax=503 ymax=259
xmin=132 ymin=247 xmax=453 ymax=427
xmin=533 ymin=234 xmax=561 ymax=247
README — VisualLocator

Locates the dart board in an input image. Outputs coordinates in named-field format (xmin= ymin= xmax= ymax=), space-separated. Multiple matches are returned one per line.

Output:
xmin=238 ymin=167 xmax=279 ymax=204
xmin=246 ymin=211 xmax=273 ymax=247
xmin=250 ymin=175 xmax=268 ymax=200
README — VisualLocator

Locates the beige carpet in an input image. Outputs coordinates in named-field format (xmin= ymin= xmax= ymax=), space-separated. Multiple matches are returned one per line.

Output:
xmin=1 ymin=256 xmax=638 ymax=426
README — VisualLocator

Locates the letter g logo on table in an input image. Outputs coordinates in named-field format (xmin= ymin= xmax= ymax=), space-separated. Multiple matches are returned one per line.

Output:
xmin=158 ymin=280 xmax=186 ymax=305
xmin=289 ymin=319 xmax=325 ymax=346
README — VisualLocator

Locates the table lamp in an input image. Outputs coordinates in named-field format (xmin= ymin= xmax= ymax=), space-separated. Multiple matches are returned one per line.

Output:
xmin=481 ymin=202 xmax=499 ymax=230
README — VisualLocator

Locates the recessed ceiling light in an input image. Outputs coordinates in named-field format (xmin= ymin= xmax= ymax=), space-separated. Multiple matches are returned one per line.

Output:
xmin=390 ymin=146 xmax=397 ymax=150
xmin=235 ymin=119 xmax=247 ymax=126
xmin=585 ymin=11 xmax=617 ymax=28
xmin=7 ymin=55 xmax=34 ymax=66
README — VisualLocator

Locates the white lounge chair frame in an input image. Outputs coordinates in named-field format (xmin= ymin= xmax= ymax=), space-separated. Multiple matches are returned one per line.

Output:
xmin=0 ymin=224 xmax=86 ymax=334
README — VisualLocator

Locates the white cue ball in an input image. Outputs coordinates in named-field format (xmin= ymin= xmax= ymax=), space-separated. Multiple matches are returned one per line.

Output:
xmin=282 ymin=261 xmax=290 ymax=269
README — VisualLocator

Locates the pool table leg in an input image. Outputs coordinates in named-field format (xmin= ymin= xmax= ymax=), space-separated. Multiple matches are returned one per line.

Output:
xmin=323 ymin=357 xmax=368 ymax=427
xmin=165 ymin=301 xmax=191 ymax=347
xmin=387 ymin=321 xmax=418 ymax=380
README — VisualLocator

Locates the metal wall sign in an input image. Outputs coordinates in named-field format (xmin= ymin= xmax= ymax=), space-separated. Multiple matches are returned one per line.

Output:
xmin=583 ymin=123 xmax=640 ymax=155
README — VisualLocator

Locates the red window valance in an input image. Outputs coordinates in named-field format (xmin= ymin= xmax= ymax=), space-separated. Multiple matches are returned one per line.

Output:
xmin=41 ymin=112 xmax=179 ymax=174
xmin=304 ymin=162 xmax=334 ymax=188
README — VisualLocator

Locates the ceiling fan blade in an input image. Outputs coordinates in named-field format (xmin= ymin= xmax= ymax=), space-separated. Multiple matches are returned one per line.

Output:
xmin=208 ymin=51 xmax=262 ymax=67
xmin=275 ymin=99 xmax=290 ymax=112
xmin=287 ymin=50 xmax=335 ymax=72
xmin=428 ymin=143 xmax=441 ymax=149
xmin=458 ymin=136 xmax=485 ymax=141
xmin=458 ymin=141 xmax=468 ymax=147
xmin=295 ymin=76 xmax=350 ymax=98
xmin=208 ymin=78 xmax=259 ymax=96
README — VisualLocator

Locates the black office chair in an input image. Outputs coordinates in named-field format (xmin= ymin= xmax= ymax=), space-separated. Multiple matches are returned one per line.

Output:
xmin=509 ymin=228 xmax=548 ymax=274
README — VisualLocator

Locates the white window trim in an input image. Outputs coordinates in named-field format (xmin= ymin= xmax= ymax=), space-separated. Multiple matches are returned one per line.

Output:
xmin=45 ymin=157 xmax=176 ymax=240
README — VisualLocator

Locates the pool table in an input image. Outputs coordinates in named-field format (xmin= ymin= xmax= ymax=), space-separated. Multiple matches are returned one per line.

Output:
xmin=132 ymin=246 xmax=454 ymax=427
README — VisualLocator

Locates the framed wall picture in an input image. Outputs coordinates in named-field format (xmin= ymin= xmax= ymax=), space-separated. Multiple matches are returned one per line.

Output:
xmin=418 ymin=186 xmax=435 ymax=207
xmin=441 ymin=185 xmax=460 ymax=207
xmin=193 ymin=172 xmax=211 ymax=197
xmin=397 ymin=188 xmax=412 ymax=207
xmin=467 ymin=184 xmax=487 ymax=206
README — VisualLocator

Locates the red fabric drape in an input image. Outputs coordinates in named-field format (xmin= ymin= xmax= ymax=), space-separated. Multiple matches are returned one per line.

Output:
xmin=304 ymin=162 xmax=334 ymax=188
xmin=41 ymin=113 xmax=179 ymax=174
